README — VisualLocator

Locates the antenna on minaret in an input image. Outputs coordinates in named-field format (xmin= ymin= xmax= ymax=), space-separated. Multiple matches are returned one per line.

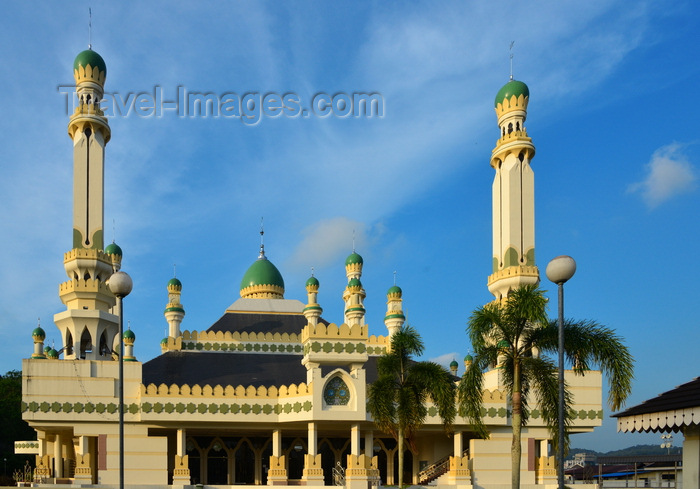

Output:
xmin=509 ymin=41 xmax=515 ymax=81
xmin=88 ymin=8 xmax=93 ymax=50
xmin=352 ymin=229 xmax=356 ymax=253
xmin=393 ymin=270 xmax=397 ymax=285
xmin=259 ymin=217 xmax=266 ymax=258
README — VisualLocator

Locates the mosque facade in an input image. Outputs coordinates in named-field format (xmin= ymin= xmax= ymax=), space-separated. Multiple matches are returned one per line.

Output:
xmin=19 ymin=48 xmax=604 ymax=489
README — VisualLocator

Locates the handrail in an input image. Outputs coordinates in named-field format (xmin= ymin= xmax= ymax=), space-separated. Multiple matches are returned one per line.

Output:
xmin=417 ymin=449 xmax=468 ymax=484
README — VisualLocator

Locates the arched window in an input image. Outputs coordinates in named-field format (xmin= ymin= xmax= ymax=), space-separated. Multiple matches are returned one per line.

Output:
xmin=323 ymin=377 xmax=350 ymax=406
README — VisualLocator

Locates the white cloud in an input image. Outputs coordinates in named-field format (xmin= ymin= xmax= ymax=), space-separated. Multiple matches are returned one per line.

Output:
xmin=429 ymin=352 xmax=461 ymax=372
xmin=286 ymin=217 xmax=367 ymax=271
xmin=628 ymin=143 xmax=697 ymax=208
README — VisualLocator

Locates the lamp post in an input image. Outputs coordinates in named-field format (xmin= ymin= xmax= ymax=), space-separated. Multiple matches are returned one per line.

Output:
xmin=545 ymin=255 xmax=576 ymax=489
xmin=109 ymin=271 xmax=132 ymax=489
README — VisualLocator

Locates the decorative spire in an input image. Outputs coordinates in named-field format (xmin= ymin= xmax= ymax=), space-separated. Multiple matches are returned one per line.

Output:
xmin=352 ymin=229 xmax=356 ymax=253
xmin=88 ymin=8 xmax=92 ymax=50
xmin=509 ymin=41 xmax=515 ymax=81
xmin=259 ymin=217 xmax=266 ymax=259
xmin=393 ymin=270 xmax=397 ymax=285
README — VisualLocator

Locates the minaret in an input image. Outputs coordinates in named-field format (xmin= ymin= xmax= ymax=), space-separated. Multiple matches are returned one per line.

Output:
xmin=487 ymin=78 xmax=539 ymax=300
xmin=53 ymin=48 xmax=119 ymax=360
xmin=164 ymin=277 xmax=185 ymax=338
xmin=303 ymin=273 xmax=323 ymax=327
xmin=383 ymin=285 xmax=405 ymax=336
xmin=342 ymin=251 xmax=364 ymax=324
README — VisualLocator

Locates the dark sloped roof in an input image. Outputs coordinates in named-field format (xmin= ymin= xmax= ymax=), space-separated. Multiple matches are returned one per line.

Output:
xmin=143 ymin=351 xmax=308 ymax=387
xmin=207 ymin=312 xmax=327 ymax=335
xmin=613 ymin=377 xmax=700 ymax=417
xmin=142 ymin=351 xmax=380 ymax=388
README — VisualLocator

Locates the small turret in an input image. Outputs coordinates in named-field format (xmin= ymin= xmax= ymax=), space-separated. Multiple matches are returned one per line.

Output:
xmin=344 ymin=278 xmax=366 ymax=326
xmin=303 ymin=274 xmax=323 ymax=327
xmin=31 ymin=325 xmax=47 ymax=359
xmin=450 ymin=359 xmax=459 ymax=376
xmin=464 ymin=354 xmax=473 ymax=371
xmin=123 ymin=329 xmax=136 ymax=361
xmin=164 ymin=277 xmax=185 ymax=338
xmin=105 ymin=241 xmax=122 ymax=271
xmin=384 ymin=284 xmax=405 ymax=336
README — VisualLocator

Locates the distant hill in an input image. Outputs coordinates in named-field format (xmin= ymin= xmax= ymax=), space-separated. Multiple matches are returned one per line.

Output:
xmin=567 ymin=444 xmax=682 ymax=459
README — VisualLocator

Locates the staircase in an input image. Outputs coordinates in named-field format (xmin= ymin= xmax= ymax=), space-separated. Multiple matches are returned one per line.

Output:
xmin=417 ymin=450 xmax=468 ymax=485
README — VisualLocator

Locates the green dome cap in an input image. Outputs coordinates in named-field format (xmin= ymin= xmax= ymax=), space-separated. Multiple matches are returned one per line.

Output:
xmin=74 ymin=49 xmax=107 ymax=76
xmin=32 ymin=327 xmax=46 ymax=338
xmin=387 ymin=285 xmax=402 ymax=295
xmin=240 ymin=257 xmax=285 ymax=290
xmin=47 ymin=348 xmax=59 ymax=359
xmin=123 ymin=330 xmax=135 ymax=340
xmin=305 ymin=276 xmax=319 ymax=287
xmin=161 ymin=337 xmax=169 ymax=345
xmin=464 ymin=354 xmax=473 ymax=362
xmin=168 ymin=277 xmax=182 ymax=288
xmin=345 ymin=252 xmax=363 ymax=266
xmin=450 ymin=360 xmax=459 ymax=368
xmin=348 ymin=278 xmax=362 ymax=288
xmin=494 ymin=80 xmax=529 ymax=108
xmin=105 ymin=242 xmax=122 ymax=256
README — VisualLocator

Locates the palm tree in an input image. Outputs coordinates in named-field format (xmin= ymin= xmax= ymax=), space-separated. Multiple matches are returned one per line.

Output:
xmin=367 ymin=325 xmax=456 ymax=488
xmin=458 ymin=284 xmax=633 ymax=489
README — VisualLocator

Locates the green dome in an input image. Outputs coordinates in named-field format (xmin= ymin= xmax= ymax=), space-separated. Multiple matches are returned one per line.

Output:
xmin=32 ymin=327 xmax=46 ymax=338
xmin=105 ymin=242 xmax=122 ymax=256
xmin=494 ymin=80 xmax=529 ymax=107
xmin=47 ymin=348 xmax=58 ymax=359
xmin=306 ymin=276 xmax=319 ymax=287
xmin=123 ymin=330 xmax=135 ymax=340
xmin=240 ymin=257 xmax=285 ymax=291
xmin=44 ymin=346 xmax=52 ymax=353
xmin=161 ymin=337 xmax=169 ymax=345
xmin=348 ymin=278 xmax=362 ymax=288
xmin=168 ymin=277 xmax=182 ymax=288
xmin=450 ymin=360 xmax=458 ymax=368
xmin=387 ymin=285 xmax=402 ymax=296
xmin=74 ymin=49 xmax=107 ymax=76
xmin=464 ymin=354 xmax=473 ymax=362
xmin=345 ymin=252 xmax=363 ymax=266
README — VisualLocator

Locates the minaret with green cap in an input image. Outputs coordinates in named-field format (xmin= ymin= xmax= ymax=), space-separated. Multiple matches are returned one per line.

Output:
xmin=164 ymin=277 xmax=185 ymax=338
xmin=342 ymin=251 xmax=365 ymax=325
xmin=384 ymin=284 xmax=405 ymax=336
xmin=53 ymin=47 xmax=119 ymax=361
xmin=488 ymin=76 xmax=539 ymax=300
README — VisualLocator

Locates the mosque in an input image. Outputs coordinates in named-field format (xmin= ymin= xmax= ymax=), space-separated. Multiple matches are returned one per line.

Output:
xmin=19 ymin=47 xmax=605 ymax=489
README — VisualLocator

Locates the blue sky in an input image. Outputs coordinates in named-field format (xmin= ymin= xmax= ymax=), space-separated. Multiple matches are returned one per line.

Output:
xmin=1 ymin=1 xmax=698 ymax=452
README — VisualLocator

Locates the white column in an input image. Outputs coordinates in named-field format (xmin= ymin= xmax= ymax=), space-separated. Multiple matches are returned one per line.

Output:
xmin=176 ymin=429 xmax=186 ymax=456
xmin=454 ymin=431 xmax=463 ymax=456
xmin=351 ymin=424 xmax=361 ymax=456
xmin=272 ymin=429 xmax=282 ymax=457
xmin=308 ymin=423 xmax=317 ymax=456
xmin=364 ymin=431 xmax=374 ymax=458
xmin=54 ymin=434 xmax=63 ymax=478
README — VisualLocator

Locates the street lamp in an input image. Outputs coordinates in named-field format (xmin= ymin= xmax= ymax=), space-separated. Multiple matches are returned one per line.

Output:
xmin=546 ymin=255 xmax=576 ymax=489
xmin=109 ymin=271 xmax=132 ymax=489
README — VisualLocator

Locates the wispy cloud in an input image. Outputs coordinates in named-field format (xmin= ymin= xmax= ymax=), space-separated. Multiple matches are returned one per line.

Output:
xmin=429 ymin=352 xmax=461 ymax=371
xmin=286 ymin=217 xmax=367 ymax=272
xmin=628 ymin=143 xmax=697 ymax=208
